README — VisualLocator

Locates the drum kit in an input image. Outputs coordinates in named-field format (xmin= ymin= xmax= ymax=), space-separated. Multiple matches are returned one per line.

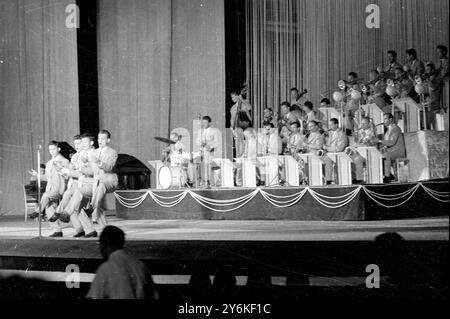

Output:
xmin=154 ymin=136 xmax=206 ymax=189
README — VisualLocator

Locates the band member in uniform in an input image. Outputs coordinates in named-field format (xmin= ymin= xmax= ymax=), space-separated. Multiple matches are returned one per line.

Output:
xmin=263 ymin=108 xmax=275 ymax=126
xmin=393 ymin=67 xmax=416 ymax=99
xmin=287 ymin=121 xmax=306 ymax=155
xmin=196 ymin=116 xmax=221 ymax=187
xmin=376 ymin=113 xmax=406 ymax=183
xmin=349 ymin=117 xmax=376 ymax=183
xmin=404 ymin=48 xmax=425 ymax=80
xmin=367 ymin=69 xmax=388 ymax=113
xmin=378 ymin=50 xmax=402 ymax=80
xmin=305 ymin=121 xmax=324 ymax=153
xmin=258 ymin=122 xmax=282 ymax=156
xmin=322 ymin=118 xmax=348 ymax=184
xmin=290 ymin=87 xmax=308 ymax=108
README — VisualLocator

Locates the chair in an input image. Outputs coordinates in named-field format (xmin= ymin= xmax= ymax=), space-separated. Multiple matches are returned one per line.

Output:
xmin=23 ymin=185 xmax=38 ymax=222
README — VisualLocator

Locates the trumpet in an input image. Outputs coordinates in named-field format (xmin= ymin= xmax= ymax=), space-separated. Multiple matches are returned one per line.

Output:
xmin=344 ymin=146 xmax=356 ymax=156
xmin=316 ymin=149 xmax=326 ymax=157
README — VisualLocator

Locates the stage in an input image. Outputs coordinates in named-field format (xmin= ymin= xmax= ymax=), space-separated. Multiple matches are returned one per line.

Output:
xmin=114 ymin=180 xmax=449 ymax=221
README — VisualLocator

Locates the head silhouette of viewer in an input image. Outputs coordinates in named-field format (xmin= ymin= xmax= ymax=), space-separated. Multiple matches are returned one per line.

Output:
xmin=99 ymin=226 xmax=125 ymax=259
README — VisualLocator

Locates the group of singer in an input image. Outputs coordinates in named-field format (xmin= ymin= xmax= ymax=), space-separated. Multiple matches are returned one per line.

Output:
xmin=28 ymin=130 xmax=117 ymax=238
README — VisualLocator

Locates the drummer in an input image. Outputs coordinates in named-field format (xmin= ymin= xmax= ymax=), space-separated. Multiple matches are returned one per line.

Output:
xmin=161 ymin=132 xmax=185 ymax=163
xmin=161 ymin=132 xmax=194 ymax=186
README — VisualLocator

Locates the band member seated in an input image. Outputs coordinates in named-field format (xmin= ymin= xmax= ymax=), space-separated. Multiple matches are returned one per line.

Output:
xmin=287 ymin=121 xmax=306 ymax=155
xmin=393 ymin=67 xmax=416 ymax=99
xmin=28 ymin=141 xmax=69 ymax=219
xmin=378 ymin=50 xmax=403 ymax=80
xmin=196 ymin=116 xmax=221 ymax=187
xmin=376 ymin=113 xmax=406 ymax=183
xmin=367 ymin=69 xmax=388 ymax=113
xmin=263 ymin=107 xmax=275 ymax=126
xmin=290 ymin=87 xmax=308 ymax=108
xmin=322 ymin=118 xmax=348 ymax=184
xmin=161 ymin=132 xmax=185 ymax=163
xmin=278 ymin=101 xmax=297 ymax=127
xmin=258 ymin=122 xmax=282 ymax=156
xmin=305 ymin=121 xmax=324 ymax=153
xmin=235 ymin=127 xmax=261 ymax=186
xmin=349 ymin=117 xmax=376 ymax=183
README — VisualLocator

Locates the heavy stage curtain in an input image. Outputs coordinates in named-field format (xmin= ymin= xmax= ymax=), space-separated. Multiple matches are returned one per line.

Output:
xmin=246 ymin=0 xmax=449 ymax=127
xmin=97 ymin=0 xmax=226 ymax=163
xmin=0 ymin=0 xmax=79 ymax=215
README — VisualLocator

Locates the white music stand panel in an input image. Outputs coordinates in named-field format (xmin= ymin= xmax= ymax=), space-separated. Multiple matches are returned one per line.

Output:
xmin=213 ymin=158 xmax=234 ymax=188
xmin=278 ymin=155 xmax=299 ymax=186
xmin=257 ymin=156 xmax=279 ymax=187
xmin=355 ymin=147 xmax=383 ymax=184
xmin=148 ymin=160 xmax=164 ymax=189
xmin=234 ymin=158 xmax=257 ymax=188
xmin=326 ymin=153 xmax=353 ymax=186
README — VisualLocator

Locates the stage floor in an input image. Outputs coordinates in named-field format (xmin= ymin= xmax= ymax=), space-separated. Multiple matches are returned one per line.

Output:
xmin=0 ymin=215 xmax=448 ymax=242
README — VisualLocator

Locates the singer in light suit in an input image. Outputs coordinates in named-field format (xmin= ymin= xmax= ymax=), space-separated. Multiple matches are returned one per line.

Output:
xmin=62 ymin=133 xmax=97 ymax=237
xmin=322 ymin=118 xmax=348 ymax=184
xmin=29 ymin=141 xmax=69 ymax=221
xmin=195 ymin=116 xmax=222 ymax=186
xmin=87 ymin=130 xmax=119 ymax=230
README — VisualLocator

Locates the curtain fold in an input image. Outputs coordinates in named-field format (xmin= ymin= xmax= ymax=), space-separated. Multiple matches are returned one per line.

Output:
xmin=0 ymin=0 xmax=79 ymax=215
xmin=246 ymin=0 xmax=449 ymax=127
xmin=98 ymin=0 xmax=226 ymax=164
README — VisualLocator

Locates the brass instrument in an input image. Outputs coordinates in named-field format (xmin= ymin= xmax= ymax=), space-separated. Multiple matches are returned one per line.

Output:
xmin=316 ymin=149 xmax=325 ymax=157
xmin=344 ymin=146 xmax=356 ymax=156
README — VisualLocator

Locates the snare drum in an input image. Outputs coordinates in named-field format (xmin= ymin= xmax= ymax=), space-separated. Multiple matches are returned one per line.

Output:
xmin=158 ymin=165 xmax=184 ymax=189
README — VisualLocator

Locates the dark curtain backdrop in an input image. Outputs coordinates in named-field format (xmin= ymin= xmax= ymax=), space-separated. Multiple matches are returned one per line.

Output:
xmin=246 ymin=0 xmax=449 ymax=127
xmin=0 ymin=0 xmax=79 ymax=215
xmin=97 ymin=0 xmax=226 ymax=163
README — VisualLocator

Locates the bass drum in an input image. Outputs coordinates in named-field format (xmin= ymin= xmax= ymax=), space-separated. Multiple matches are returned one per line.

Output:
xmin=158 ymin=165 xmax=184 ymax=189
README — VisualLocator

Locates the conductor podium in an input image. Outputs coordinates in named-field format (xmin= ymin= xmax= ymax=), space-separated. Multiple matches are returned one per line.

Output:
xmin=297 ymin=154 xmax=326 ymax=186
xmin=353 ymin=147 xmax=383 ymax=184
xmin=326 ymin=153 xmax=353 ymax=186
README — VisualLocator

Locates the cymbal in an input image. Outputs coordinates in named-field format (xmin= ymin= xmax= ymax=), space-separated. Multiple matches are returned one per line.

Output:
xmin=154 ymin=137 xmax=176 ymax=144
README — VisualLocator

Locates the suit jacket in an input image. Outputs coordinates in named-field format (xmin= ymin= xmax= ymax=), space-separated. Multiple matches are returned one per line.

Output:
xmin=325 ymin=128 xmax=348 ymax=153
xmin=306 ymin=131 xmax=324 ymax=152
xmin=287 ymin=132 xmax=305 ymax=154
xmin=196 ymin=126 xmax=222 ymax=159
xmin=406 ymin=59 xmax=425 ymax=79
xmin=258 ymin=131 xmax=282 ymax=155
xmin=368 ymin=79 xmax=387 ymax=108
xmin=382 ymin=124 xmax=406 ymax=158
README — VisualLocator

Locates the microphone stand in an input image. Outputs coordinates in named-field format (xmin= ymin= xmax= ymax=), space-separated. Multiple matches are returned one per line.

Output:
xmin=37 ymin=145 xmax=42 ymax=239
